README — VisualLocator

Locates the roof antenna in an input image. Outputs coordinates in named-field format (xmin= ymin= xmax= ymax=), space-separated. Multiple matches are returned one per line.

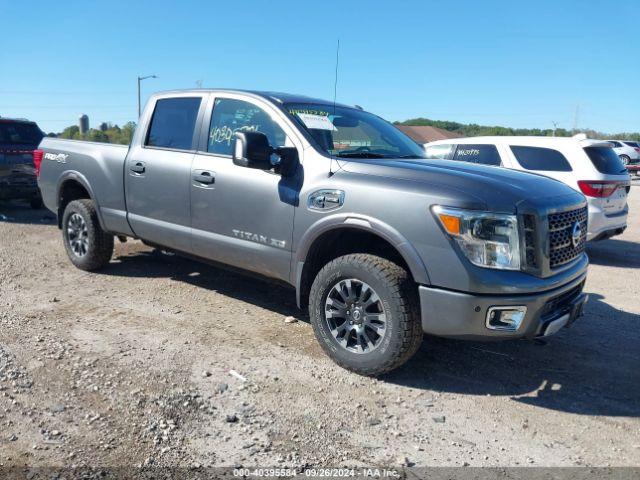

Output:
xmin=329 ymin=38 xmax=340 ymax=177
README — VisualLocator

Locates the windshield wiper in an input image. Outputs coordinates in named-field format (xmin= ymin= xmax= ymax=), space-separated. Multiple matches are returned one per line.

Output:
xmin=396 ymin=154 xmax=426 ymax=159
xmin=335 ymin=152 xmax=390 ymax=159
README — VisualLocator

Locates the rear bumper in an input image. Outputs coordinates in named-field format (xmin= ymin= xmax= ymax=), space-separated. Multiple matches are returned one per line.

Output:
xmin=0 ymin=184 xmax=40 ymax=200
xmin=418 ymin=272 xmax=587 ymax=340
xmin=587 ymin=202 xmax=628 ymax=241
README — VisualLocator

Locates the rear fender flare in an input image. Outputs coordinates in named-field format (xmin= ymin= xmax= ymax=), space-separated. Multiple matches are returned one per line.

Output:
xmin=56 ymin=171 xmax=105 ymax=229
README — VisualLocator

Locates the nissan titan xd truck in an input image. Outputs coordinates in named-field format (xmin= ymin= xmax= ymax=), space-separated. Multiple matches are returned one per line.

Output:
xmin=36 ymin=90 xmax=589 ymax=375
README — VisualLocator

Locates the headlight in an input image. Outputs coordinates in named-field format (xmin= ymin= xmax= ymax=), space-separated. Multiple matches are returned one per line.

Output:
xmin=433 ymin=206 xmax=520 ymax=270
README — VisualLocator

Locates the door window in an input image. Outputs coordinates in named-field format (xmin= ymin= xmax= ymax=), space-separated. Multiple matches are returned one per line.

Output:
xmin=207 ymin=98 xmax=287 ymax=155
xmin=145 ymin=97 xmax=202 ymax=150
xmin=453 ymin=144 xmax=501 ymax=166
xmin=424 ymin=144 xmax=454 ymax=159
xmin=510 ymin=146 xmax=572 ymax=172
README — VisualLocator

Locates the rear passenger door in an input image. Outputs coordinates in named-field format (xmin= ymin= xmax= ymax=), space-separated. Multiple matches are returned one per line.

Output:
xmin=506 ymin=145 xmax=574 ymax=186
xmin=125 ymin=95 xmax=206 ymax=252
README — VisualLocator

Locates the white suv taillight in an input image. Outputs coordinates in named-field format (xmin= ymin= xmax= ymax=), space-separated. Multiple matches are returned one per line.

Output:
xmin=577 ymin=180 xmax=622 ymax=198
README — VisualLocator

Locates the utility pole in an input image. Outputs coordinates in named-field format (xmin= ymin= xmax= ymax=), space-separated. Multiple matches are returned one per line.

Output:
xmin=552 ymin=121 xmax=558 ymax=137
xmin=572 ymin=104 xmax=580 ymax=132
xmin=137 ymin=75 xmax=158 ymax=118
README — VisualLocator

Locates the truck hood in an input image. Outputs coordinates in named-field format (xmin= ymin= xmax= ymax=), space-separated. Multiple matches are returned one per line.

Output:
xmin=339 ymin=158 xmax=585 ymax=213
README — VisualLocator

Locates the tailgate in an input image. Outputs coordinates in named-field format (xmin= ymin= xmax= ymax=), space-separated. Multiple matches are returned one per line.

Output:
xmin=0 ymin=148 xmax=36 ymax=183
xmin=602 ymin=179 xmax=628 ymax=215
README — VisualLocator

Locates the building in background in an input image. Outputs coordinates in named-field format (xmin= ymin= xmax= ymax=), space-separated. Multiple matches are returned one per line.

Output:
xmin=396 ymin=125 xmax=461 ymax=143
xmin=78 ymin=114 xmax=89 ymax=135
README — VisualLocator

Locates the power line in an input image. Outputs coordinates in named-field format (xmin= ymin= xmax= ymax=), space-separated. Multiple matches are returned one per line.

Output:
xmin=0 ymin=90 xmax=132 ymax=95
xmin=1 ymin=105 xmax=134 ymax=109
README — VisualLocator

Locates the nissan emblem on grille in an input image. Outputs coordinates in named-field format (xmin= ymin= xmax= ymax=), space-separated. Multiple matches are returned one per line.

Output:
xmin=571 ymin=221 xmax=582 ymax=248
xmin=547 ymin=206 xmax=588 ymax=268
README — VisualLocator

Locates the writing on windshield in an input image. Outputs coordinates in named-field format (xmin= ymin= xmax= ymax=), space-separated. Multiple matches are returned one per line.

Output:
xmin=286 ymin=104 xmax=425 ymax=159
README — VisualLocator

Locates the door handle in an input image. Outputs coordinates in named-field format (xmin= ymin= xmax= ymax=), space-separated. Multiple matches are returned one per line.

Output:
xmin=130 ymin=161 xmax=145 ymax=174
xmin=193 ymin=171 xmax=215 ymax=184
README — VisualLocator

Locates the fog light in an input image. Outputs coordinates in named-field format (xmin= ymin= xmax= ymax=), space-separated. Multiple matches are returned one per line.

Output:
xmin=485 ymin=306 xmax=527 ymax=331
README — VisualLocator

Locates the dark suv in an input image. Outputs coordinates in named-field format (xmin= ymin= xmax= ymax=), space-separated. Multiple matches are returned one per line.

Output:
xmin=0 ymin=117 xmax=45 ymax=209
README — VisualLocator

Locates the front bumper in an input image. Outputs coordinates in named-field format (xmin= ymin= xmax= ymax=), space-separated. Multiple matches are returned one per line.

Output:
xmin=419 ymin=272 xmax=587 ymax=340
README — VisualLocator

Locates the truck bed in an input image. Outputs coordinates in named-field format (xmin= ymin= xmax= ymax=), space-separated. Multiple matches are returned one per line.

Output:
xmin=37 ymin=138 xmax=133 ymax=235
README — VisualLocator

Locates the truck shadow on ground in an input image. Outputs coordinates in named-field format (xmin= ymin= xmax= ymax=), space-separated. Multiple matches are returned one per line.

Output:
xmin=102 ymin=247 xmax=301 ymax=318
xmin=586 ymin=239 xmax=640 ymax=268
xmin=386 ymin=292 xmax=640 ymax=417
xmin=101 ymin=248 xmax=639 ymax=418
xmin=0 ymin=201 xmax=56 ymax=225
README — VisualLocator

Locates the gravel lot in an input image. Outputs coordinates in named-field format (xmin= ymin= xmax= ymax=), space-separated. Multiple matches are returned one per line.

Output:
xmin=0 ymin=183 xmax=638 ymax=469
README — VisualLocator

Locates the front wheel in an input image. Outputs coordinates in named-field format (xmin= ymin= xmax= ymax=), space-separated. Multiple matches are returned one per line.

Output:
xmin=619 ymin=155 xmax=630 ymax=166
xmin=309 ymin=254 xmax=423 ymax=376
xmin=62 ymin=199 xmax=114 ymax=271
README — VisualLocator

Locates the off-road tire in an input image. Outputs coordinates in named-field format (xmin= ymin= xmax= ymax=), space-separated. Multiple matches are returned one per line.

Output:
xmin=62 ymin=199 xmax=114 ymax=271
xmin=309 ymin=254 xmax=423 ymax=376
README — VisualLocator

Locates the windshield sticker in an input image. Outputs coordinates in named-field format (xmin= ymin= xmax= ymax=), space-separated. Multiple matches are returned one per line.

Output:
xmin=289 ymin=108 xmax=330 ymax=117
xmin=296 ymin=113 xmax=336 ymax=131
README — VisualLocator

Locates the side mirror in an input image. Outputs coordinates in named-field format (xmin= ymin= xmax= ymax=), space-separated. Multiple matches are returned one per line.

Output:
xmin=233 ymin=131 xmax=299 ymax=177
xmin=233 ymin=131 xmax=272 ymax=170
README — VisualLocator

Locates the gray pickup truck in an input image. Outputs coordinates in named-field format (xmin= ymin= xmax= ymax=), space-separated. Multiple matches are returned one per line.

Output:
xmin=37 ymin=89 xmax=589 ymax=375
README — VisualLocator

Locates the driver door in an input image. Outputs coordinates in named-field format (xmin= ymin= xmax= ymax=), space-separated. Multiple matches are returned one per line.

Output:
xmin=190 ymin=95 xmax=300 ymax=281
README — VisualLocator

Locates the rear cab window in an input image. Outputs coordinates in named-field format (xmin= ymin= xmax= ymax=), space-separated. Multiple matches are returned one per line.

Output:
xmin=583 ymin=146 xmax=627 ymax=175
xmin=453 ymin=144 xmax=501 ymax=166
xmin=510 ymin=146 xmax=572 ymax=172
xmin=145 ymin=97 xmax=202 ymax=150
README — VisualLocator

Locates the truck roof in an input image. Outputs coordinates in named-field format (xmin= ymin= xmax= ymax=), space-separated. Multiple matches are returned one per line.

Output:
xmin=153 ymin=89 xmax=353 ymax=109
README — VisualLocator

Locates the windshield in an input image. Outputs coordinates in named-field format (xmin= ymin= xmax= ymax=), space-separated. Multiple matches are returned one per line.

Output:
xmin=0 ymin=122 xmax=44 ymax=146
xmin=285 ymin=103 xmax=426 ymax=159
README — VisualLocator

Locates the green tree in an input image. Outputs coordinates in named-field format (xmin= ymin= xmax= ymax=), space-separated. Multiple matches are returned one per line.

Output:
xmin=86 ymin=129 xmax=109 ymax=143
xmin=396 ymin=118 xmax=639 ymax=140
xmin=53 ymin=121 xmax=137 ymax=144
xmin=59 ymin=125 xmax=80 ymax=139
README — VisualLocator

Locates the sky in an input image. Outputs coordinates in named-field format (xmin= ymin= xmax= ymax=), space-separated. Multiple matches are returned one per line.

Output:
xmin=1 ymin=0 xmax=638 ymax=134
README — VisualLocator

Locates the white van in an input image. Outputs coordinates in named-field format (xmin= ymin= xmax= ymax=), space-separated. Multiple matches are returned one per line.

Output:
xmin=424 ymin=136 xmax=630 ymax=241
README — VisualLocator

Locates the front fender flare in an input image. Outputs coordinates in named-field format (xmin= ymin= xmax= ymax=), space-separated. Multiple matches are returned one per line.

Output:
xmin=293 ymin=213 xmax=431 ymax=306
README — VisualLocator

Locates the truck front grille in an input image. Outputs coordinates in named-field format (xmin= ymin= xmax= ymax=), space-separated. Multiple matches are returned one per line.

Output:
xmin=522 ymin=214 xmax=538 ymax=268
xmin=548 ymin=206 xmax=588 ymax=269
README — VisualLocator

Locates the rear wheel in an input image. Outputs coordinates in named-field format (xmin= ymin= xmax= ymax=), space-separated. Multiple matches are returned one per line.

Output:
xmin=62 ymin=199 xmax=114 ymax=271
xmin=309 ymin=254 xmax=422 ymax=376
xmin=619 ymin=154 xmax=630 ymax=166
